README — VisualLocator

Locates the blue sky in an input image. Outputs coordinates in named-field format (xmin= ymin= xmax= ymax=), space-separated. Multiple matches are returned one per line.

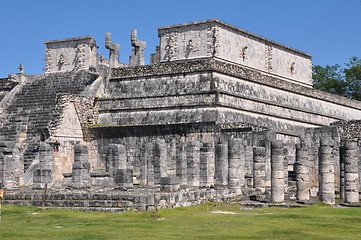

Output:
xmin=1 ymin=0 xmax=360 ymax=77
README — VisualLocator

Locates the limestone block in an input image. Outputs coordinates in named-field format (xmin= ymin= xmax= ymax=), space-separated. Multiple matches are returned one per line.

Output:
xmin=115 ymin=169 xmax=133 ymax=188
xmin=160 ymin=176 xmax=180 ymax=192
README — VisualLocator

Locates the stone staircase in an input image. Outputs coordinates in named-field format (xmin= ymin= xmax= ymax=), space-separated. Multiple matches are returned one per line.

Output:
xmin=0 ymin=71 xmax=95 ymax=171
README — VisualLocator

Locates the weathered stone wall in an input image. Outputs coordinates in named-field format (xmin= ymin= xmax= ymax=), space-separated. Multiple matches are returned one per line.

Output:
xmin=158 ymin=19 xmax=312 ymax=87
xmin=44 ymin=36 xmax=99 ymax=73
xmin=103 ymin=59 xmax=361 ymax=135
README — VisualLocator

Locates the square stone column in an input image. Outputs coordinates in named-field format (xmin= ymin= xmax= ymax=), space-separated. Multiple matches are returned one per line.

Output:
xmin=0 ymin=141 xmax=17 ymax=189
xmin=146 ymin=142 xmax=154 ymax=186
xmin=115 ymin=169 xmax=133 ymax=189
xmin=186 ymin=140 xmax=200 ymax=187
xmin=33 ymin=142 xmax=54 ymax=189
xmin=253 ymin=147 xmax=266 ymax=193
xmin=200 ymin=142 xmax=215 ymax=187
xmin=71 ymin=145 xmax=91 ymax=189
xmin=153 ymin=139 xmax=168 ymax=184
xmin=215 ymin=142 xmax=228 ymax=186
xmin=176 ymin=142 xmax=187 ymax=185
xmin=228 ymin=139 xmax=244 ymax=190
xmin=105 ymin=144 xmax=126 ymax=177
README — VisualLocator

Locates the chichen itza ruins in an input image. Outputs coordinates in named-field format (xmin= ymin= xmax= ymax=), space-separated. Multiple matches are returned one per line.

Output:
xmin=1 ymin=19 xmax=361 ymax=211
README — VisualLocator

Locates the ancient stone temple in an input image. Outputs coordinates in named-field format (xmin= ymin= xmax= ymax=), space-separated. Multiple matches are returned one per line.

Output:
xmin=1 ymin=19 xmax=361 ymax=211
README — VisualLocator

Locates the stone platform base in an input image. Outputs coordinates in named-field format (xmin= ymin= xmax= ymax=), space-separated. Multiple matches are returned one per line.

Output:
xmin=3 ymin=186 xmax=245 ymax=212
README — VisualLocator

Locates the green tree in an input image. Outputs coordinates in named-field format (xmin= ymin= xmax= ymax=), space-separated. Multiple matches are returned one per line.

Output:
xmin=344 ymin=56 xmax=361 ymax=100
xmin=313 ymin=64 xmax=347 ymax=96
xmin=313 ymin=56 xmax=361 ymax=101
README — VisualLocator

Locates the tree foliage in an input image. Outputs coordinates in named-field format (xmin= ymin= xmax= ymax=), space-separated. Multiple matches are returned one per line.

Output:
xmin=313 ymin=56 xmax=361 ymax=101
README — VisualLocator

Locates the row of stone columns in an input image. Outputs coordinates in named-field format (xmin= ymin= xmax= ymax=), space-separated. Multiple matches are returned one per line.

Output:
xmin=31 ymin=137 xmax=360 ymax=205
xmin=318 ymin=138 xmax=360 ymax=204
xmin=295 ymin=138 xmax=360 ymax=204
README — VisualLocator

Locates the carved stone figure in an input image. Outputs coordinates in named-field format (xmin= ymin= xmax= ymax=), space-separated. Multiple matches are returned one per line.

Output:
xmin=105 ymin=32 xmax=120 ymax=68
xmin=129 ymin=29 xmax=146 ymax=66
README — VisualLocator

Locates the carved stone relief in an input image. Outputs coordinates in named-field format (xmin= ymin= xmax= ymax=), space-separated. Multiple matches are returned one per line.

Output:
xmin=265 ymin=44 xmax=273 ymax=72
xmin=240 ymin=46 xmax=248 ymax=62
xmin=290 ymin=62 xmax=295 ymax=74
xmin=74 ymin=44 xmax=86 ymax=70
xmin=164 ymin=31 xmax=178 ymax=61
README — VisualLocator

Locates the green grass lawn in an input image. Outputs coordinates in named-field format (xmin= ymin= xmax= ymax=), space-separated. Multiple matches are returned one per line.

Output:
xmin=1 ymin=203 xmax=361 ymax=240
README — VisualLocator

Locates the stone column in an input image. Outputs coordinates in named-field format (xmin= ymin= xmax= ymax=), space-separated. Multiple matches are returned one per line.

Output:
xmin=340 ymin=146 xmax=346 ymax=200
xmin=139 ymin=143 xmax=148 ymax=185
xmin=271 ymin=141 xmax=285 ymax=202
xmin=0 ymin=152 xmax=4 ymax=189
xmin=115 ymin=169 xmax=133 ymax=189
xmin=253 ymin=147 xmax=266 ymax=192
xmin=186 ymin=140 xmax=200 ymax=187
xmin=344 ymin=141 xmax=359 ymax=203
xmin=176 ymin=142 xmax=187 ymax=185
xmin=153 ymin=139 xmax=167 ymax=184
xmin=33 ymin=142 xmax=54 ymax=189
xmin=145 ymin=142 xmax=154 ymax=186
xmin=283 ymin=146 xmax=290 ymax=195
xmin=71 ymin=145 xmax=91 ymax=189
xmin=215 ymin=142 xmax=228 ymax=186
xmin=295 ymin=144 xmax=310 ymax=202
xmin=200 ymin=142 xmax=215 ymax=187
xmin=106 ymin=144 xmax=126 ymax=176
xmin=319 ymin=138 xmax=335 ymax=204
xmin=0 ymin=141 xmax=16 ymax=189
xmin=228 ymin=139 xmax=243 ymax=189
